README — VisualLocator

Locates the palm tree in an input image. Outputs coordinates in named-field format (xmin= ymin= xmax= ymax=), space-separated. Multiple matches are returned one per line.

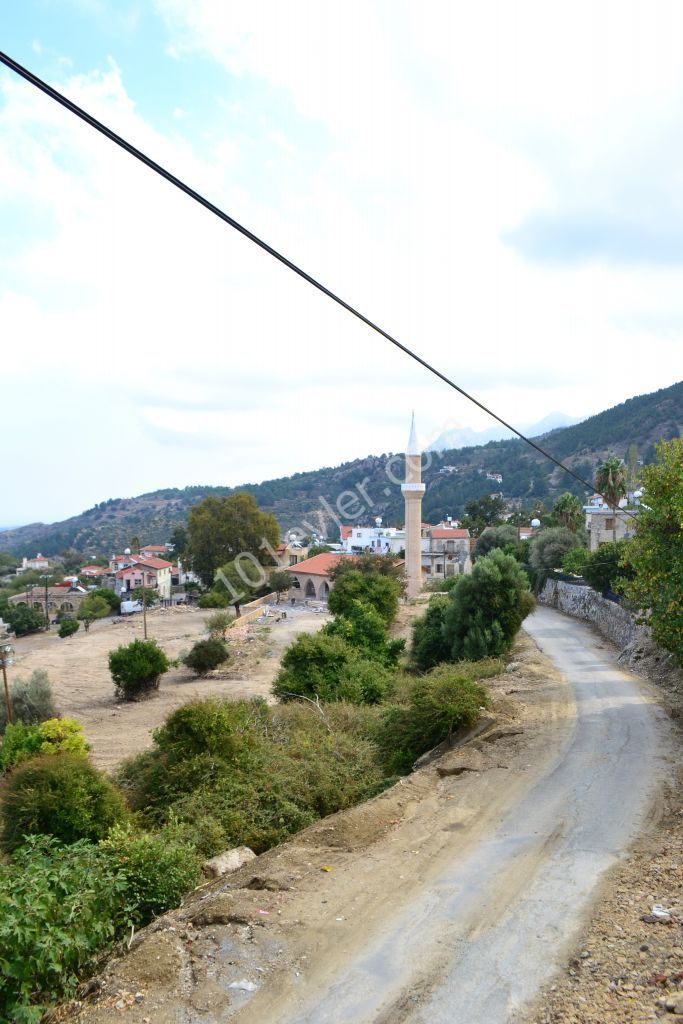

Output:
xmin=594 ymin=458 xmax=627 ymax=542
xmin=551 ymin=492 xmax=584 ymax=532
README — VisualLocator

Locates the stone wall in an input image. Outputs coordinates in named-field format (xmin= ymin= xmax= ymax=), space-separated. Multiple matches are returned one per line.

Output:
xmin=538 ymin=579 xmax=649 ymax=650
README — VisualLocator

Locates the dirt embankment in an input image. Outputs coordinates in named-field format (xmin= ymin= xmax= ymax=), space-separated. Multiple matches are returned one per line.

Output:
xmin=9 ymin=604 xmax=331 ymax=770
xmin=64 ymin=632 xmax=574 ymax=1024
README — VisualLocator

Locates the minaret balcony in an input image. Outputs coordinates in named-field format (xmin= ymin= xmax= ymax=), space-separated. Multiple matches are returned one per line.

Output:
xmin=401 ymin=482 xmax=426 ymax=494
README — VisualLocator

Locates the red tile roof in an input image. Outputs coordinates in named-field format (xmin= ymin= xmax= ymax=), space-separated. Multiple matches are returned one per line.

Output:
xmin=287 ymin=553 xmax=353 ymax=577
xmin=340 ymin=526 xmax=353 ymax=540
xmin=141 ymin=545 xmax=167 ymax=552
xmin=429 ymin=528 xmax=470 ymax=539
xmin=133 ymin=558 xmax=173 ymax=570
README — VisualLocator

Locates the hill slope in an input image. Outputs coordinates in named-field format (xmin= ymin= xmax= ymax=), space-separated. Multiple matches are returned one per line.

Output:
xmin=1 ymin=381 xmax=680 ymax=557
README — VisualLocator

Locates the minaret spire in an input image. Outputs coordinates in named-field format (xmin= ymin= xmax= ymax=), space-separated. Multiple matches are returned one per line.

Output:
xmin=401 ymin=413 xmax=426 ymax=598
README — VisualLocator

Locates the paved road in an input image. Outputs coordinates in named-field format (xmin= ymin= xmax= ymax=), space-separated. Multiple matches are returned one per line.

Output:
xmin=278 ymin=606 xmax=672 ymax=1024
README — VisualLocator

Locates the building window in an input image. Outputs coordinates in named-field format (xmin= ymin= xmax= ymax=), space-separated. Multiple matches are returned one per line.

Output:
xmin=436 ymin=563 xmax=443 ymax=574
xmin=605 ymin=518 xmax=615 ymax=530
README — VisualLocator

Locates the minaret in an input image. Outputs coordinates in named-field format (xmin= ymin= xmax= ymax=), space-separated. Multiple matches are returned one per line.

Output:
xmin=401 ymin=413 xmax=426 ymax=598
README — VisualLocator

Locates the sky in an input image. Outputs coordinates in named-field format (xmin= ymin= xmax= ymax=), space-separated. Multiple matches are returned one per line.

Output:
xmin=1 ymin=1 xmax=682 ymax=525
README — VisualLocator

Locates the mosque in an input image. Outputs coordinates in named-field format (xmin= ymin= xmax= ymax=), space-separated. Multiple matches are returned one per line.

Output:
xmin=285 ymin=416 xmax=472 ymax=602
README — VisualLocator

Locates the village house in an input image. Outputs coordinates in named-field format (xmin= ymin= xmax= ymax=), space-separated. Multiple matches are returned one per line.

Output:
xmin=17 ymin=553 xmax=50 ymax=573
xmin=422 ymin=526 xmax=471 ymax=580
xmin=80 ymin=565 xmax=110 ymax=579
xmin=583 ymin=494 xmax=637 ymax=551
xmin=115 ymin=557 xmax=173 ymax=601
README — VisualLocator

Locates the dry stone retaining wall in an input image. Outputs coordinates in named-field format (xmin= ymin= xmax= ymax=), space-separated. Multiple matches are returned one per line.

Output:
xmin=538 ymin=579 xmax=649 ymax=651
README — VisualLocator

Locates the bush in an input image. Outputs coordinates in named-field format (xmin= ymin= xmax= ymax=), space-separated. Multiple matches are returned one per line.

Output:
xmin=273 ymin=632 xmax=394 ymax=705
xmin=5 ymin=605 xmax=46 ymax=636
xmin=322 ymin=599 xmax=404 ymax=666
xmin=0 ymin=669 xmax=55 ymax=733
xmin=205 ymin=609 xmax=232 ymax=638
xmin=327 ymin=569 xmax=400 ymax=623
xmin=377 ymin=662 xmax=496 ymax=772
xmin=583 ymin=540 xmax=633 ymax=595
xmin=100 ymin=823 xmax=199 ymax=925
xmin=0 ymin=718 xmax=88 ymax=771
xmin=529 ymin=527 xmax=581 ymax=573
xmin=197 ymin=590 xmax=229 ymax=609
xmin=443 ymin=550 xmax=535 ymax=662
xmin=0 ymin=752 xmax=128 ymax=852
xmin=0 ymin=836 xmax=130 ymax=1023
xmin=77 ymin=594 xmax=111 ymax=626
xmin=109 ymin=639 xmax=169 ymax=699
xmin=562 ymin=547 xmax=589 ymax=576
xmin=182 ymin=638 xmax=230 ymax=676
xmin=411 ymin=596 xmax=450 ymax=671
xmin=58 ymin=618 xmax=80 ymax=638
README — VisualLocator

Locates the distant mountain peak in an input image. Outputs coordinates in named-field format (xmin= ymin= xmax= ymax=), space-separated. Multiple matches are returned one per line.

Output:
xmin=427 ymin=412 xmax=583 ymax=452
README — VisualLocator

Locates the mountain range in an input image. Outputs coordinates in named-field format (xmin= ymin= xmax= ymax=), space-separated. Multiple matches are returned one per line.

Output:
xmin=0 ymin=381 xmax=680 ymax=558
xmin=427 ymin=412 xmax=583 ymax=451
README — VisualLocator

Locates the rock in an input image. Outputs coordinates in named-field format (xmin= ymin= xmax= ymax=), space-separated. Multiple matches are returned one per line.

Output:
xmin=673 ymin=995 xmax=683 ymax=1015
xmin=202 ymin=846 xmax=256 ymax=878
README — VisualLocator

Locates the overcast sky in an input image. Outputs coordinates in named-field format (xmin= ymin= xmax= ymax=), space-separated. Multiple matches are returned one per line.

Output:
xmin=2 ymin=1 xmax=682 ymax=525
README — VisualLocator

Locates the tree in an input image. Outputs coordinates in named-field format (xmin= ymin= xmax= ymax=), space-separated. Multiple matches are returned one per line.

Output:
xmin=5 ymin=605 xmax=46 ymax=636
xmin=327 ymin=569 xmax=401 ymax=623
xmin=308 ymin=544 xmax=333 ymax=557
xmin=182 ymin=638 xmax=230 ymax=676
xmin=621 ymin=439 xmax=683 ymax=664
xmin=529 ymin=527 xmax=580 ymax=573
xmin=330 ymin=553 xmax=406 ymax=589
xmin=443 ymin=550 xmax=535 ymax=661
xmin=169 ymin=526 xmax=188 ymax=558
xmin=109 ymin=639 xmax=169 ymax=699
xmin=411 ymin=596 xmax=451 ymax=671
xmin=131 ymin=587 xmax=159 ymax=608
xmin=58 ymin=549 xmax=84 ymax=574
xmin=215 ymin=557 xmax=268 ymax=605
xmin=187 ymin=493 xmax=280 ymax=588
xmin=625 ymin=443 xmax=641 ymax=491
xmin=268 ymin=570 xmax=292 ymax=603
xmin=197 ymin=590 xmax=229 ymax=609
xmin=472 ymin=525 xmax=519 ymax=561
xmin=88 ymin=587 xmax=120 ymax=612
xmin=594 ymin=457 xmax=627 ymax=541
xmin=551 ymin=493 xmax=584 ymax=532
xmin=77 ymin=594 xmax=110 ymax=631
xmin=582 ymin=540 xmax=632 ymax=595
xmin=461 ymin=495 xmax=506 ymax=537
xmin=562 ymin=547 xmax=589 ymax=576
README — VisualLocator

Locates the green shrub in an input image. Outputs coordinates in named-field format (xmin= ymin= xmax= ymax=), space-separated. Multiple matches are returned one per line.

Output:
xmin=1 ymin=718 xmax=89 ymax=772
xmin=582 ymin=540 xmax=633 ymax=595
xmin=100 ymin=823 xmax=200 ymax=925
xmin=0 ymin=669 xmax=56 ymax=733
xmin=0 ymin=752 xmax=128 ymax=852
xmin=0 ymin=836 xmax=130 ymax=1023
xmin=182 ymin=637 xmax=230 ymax=676
xmin=154 ymin=698 xmax=262 ymax=761
xmin=0 ymin=723 xmax=42 ymax=771
xmin=5 ymin=605 xmax=46 ymax=636
xmin=273 ymin=632 xmax=393 ymax=705
xmin=109 ymin=639 xmax=169 ymax=699
xmin=411 ymin=596 xmax=451 ymax=671
xmin=562 ymin=547 xmax=589 ymax=576
xmin=443 ymin=550 xmax=535 ymax=661
xmin=377 ymin=662 xmax=496 ymax=772
xmin=197 ymin=591 xmax=229 ymax=609
xmin=327 ymin=569 xmax=400 ymax=623
xmin=322 ymin=599 xmax=405 ymax=666
xmin=58 ymin=618 xmax=80 ymax=638
xmin=205 ymin=609 xmax=232 ymax=638
xmin=88 ymin=587 xmax=120 ymax=612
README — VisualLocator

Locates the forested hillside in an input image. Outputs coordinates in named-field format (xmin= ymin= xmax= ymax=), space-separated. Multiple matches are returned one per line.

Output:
xmin=1 ymin=381 xmax=680 ymax=557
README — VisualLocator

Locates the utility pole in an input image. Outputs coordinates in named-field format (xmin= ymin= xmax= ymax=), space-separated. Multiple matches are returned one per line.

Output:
xmin=142 ymin=584 xmax=147 ymax=640
xmin=1 ymin=642 xmax=14 ymax=724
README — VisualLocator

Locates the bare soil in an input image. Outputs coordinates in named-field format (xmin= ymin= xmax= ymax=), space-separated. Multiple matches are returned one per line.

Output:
xmin=9 ymin=604 xmax=331 ymax=771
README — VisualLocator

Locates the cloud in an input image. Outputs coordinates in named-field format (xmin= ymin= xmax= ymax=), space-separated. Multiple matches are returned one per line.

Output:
xmin=3 ymin=4 xmax=683 ymax=522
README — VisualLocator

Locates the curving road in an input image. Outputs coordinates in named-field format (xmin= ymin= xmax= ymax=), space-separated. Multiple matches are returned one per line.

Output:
xmin=273 ymin=606 xmax=672 ymax=1024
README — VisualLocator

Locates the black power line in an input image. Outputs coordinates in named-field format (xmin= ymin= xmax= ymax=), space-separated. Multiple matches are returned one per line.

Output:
xmin=0 ymin=50 xmax=637 ymax=517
